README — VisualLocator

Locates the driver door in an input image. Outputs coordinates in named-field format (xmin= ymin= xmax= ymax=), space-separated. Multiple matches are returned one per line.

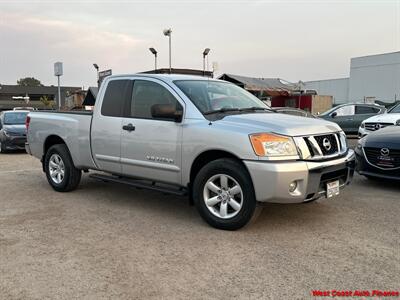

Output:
xmin=120 ymin=79 xmax=184 ymax=185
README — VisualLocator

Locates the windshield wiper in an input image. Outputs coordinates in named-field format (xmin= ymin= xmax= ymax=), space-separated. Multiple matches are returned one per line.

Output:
xmin=239 ymin=107 xmax=274 ymax=112
xmin=203 ymin=108 xmax=240 ymax=115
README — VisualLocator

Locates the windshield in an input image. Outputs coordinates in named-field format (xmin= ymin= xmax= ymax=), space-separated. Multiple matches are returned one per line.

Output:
xmin=174 ymin=80 xmax=269 ymax=114
xmin=389 ymin=104 xmax=400 ymax=113
xmin=3 ymin=112 xmax=28 ymax=125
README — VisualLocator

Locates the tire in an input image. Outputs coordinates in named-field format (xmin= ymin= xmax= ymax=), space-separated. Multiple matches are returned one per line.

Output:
xmin=193 ymin=158 xmax=257 ymax=230
xmin=44 ymin=144 xmax=81 ymax=192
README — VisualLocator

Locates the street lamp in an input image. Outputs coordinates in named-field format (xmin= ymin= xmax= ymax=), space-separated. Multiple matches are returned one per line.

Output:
xmin=163 ymin=28 xmax=172 ymax=73
xmin=203 ymin=48 xmax=210 ymax=75
xmin=149 ymin=48 xmax=158 ymax=71
xmin=93 ymin=63 xmax=99 ymax=87
xmin=54 ymin=62 xmax=63 ymax=110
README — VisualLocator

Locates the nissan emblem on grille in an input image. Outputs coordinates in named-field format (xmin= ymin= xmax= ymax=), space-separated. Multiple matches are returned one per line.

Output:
xmin=380 ymin=148 xmax=390 ymax=157
xmin=322 ymin=138 xmax=332 ymax=151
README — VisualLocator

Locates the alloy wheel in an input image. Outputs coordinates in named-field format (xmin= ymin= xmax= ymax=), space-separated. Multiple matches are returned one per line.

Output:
xmin=203 ymin=174 xmax=243 ymax=219
xmin=49 ymin=154 xmax=65 ymax=184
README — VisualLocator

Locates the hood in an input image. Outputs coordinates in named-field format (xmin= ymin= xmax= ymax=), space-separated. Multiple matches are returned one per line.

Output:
xmin=362 ymin=113 xmax=400 ymax=124
xmin=2 ymin=124 xmax=27 ymax=134
xmin=363 ymin=126 xmax=400 ymax=149
xmin=216 ymin=112 xmax=341 ymax=136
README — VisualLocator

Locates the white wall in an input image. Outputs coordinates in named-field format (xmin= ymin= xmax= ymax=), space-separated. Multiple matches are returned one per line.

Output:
xmin=304 ymin=51 xmax=400 ymax=104
xmin=349 ymin=52 xmax=400 ymax=102
xmin=305 ymin=78 xmax=349 ymax=104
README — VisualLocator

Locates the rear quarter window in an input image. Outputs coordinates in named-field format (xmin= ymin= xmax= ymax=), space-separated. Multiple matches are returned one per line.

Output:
xmin=101 ymin=80 xmax=132 ymax=117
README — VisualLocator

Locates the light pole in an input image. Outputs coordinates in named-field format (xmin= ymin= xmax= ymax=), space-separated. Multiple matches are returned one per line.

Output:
xmin=93 ymin=63 xmax=99 ymax=87
xmin=149 ymin=48 xmax=158 ymax=71
xmin=203 ymin=48 xmax=210 ymax=75
xmin=163 ymin=28 xmax=172 ymax=73
xmin=54 ymin=62 xmax=63 ymax=110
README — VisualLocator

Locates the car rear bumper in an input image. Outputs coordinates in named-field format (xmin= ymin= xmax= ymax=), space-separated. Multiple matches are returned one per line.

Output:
xmin=244 ymin=150 xmax=355 ymax=203
xmin=1 ymin=136 xmax=27 ymax=150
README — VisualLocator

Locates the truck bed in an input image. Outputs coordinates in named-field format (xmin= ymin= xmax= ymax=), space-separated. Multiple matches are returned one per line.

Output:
xmin=27 ymin=110 xmax=97 ymax=170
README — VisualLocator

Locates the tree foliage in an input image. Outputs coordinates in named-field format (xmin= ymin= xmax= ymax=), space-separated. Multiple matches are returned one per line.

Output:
xmin=17 ymin=77 xmax=44 ymax=87
xmin=40 ymin=96 xmax=55 ymax=108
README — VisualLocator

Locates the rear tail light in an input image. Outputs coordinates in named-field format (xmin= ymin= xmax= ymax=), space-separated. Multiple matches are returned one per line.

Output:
xmin=25 ymin=116 xmax=31 ymax=131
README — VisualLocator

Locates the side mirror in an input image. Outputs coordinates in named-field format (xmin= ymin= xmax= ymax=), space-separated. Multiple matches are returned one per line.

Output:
xmin=330 ymin=111 xmax=337 ymax=118
xmin=151 ymin=104 xmax=183 ymax=122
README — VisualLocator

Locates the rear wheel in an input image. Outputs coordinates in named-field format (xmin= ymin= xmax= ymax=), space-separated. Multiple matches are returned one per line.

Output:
xmin=44 ymin=144 xmax=81 ymax=192
xmin=193 ymin=158 xmax=257 ymax=230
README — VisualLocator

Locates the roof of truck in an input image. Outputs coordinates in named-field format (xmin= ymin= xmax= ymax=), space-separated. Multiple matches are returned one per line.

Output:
xmin=106 ymin=73 xmax=218 ymax=83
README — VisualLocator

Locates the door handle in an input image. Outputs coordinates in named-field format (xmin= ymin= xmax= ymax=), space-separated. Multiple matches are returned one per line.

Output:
xmin=122 ymin=123 xmax=135 ymax=132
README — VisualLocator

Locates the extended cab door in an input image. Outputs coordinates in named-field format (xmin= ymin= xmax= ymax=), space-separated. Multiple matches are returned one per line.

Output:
xmin=120 ymin=78 xmax=184 ymax=185
xmin=91 ymin=79 xmax=133 ymax=174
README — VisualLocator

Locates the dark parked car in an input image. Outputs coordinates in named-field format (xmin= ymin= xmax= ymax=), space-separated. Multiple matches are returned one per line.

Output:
xmin=0 ymin=110 xmax=29 ymax=153
xmin=319 ymin=103 xmax=386 ymax=134
xmin=355 ymin=126 xmax=400 ymax=180
xmin=272 ymin=107 xmax=315 ymax=118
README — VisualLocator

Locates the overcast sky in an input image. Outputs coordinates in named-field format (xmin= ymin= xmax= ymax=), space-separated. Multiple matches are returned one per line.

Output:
xmin=0 ymin=0 xmax=399 ymax=87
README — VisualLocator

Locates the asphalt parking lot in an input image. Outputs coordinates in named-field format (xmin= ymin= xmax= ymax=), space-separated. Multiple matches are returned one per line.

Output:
xmin=0 ymin=140 xmax=399 ymax=299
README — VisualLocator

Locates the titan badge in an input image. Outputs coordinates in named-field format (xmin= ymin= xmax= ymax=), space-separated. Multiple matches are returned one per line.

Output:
xmin=146 ymin=155 xmax=174 ymax=164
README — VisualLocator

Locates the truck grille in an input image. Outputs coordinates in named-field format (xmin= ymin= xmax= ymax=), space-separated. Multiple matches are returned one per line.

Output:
xmin=364 ymin=122 xmax=393 ymax=132
xmin=314 ymin=134 xmax=338 ymax=155
xmin=363 ymin=147 xmax=400 ymax=169
xmin=294 ymin=132 xmax=347 ymax=161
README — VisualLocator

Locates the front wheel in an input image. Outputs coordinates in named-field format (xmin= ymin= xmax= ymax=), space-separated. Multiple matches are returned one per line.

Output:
xmin=193 ymin=158 xmax=258 ymax=230
xmin=44 ymin=144 xmax=81 ymax=192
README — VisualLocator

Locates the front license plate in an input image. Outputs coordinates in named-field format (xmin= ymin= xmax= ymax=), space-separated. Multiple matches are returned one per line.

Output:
xmin=326 ymin=180 xmax=340 ymax=198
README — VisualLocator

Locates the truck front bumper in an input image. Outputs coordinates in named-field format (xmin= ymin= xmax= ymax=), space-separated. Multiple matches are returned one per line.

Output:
xmin=244 ymin=150 xmax=355 ymax=204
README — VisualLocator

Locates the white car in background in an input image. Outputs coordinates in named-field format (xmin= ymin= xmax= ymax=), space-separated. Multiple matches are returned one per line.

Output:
xmin=359 ymin=103 xmax=400 ymax=137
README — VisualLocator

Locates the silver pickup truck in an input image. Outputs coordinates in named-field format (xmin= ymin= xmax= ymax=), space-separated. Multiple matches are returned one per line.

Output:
xmin=26 ymin=74 xmax=355 ymax=230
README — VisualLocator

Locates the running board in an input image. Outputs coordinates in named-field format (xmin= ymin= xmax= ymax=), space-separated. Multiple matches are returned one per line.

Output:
xmin=89 ymin=173 xmax=188 ymax=196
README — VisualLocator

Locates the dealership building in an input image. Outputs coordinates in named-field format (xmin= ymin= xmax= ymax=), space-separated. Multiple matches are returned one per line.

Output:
xmin=304 ymin=51 xmax=400 ymax=105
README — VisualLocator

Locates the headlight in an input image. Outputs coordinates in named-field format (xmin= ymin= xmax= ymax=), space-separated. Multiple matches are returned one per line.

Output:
xmin=357 ymin=136 xmax=366 ymax=149
xmin=360 ymin=123 xmax=365 ymax=129
xmin=249 ymin=133 xmax=298 ymax=157
xmin=3 ymin=130 xmax=10 ymax=137
xmin=339 ymin=131 xmax=347 ymax=150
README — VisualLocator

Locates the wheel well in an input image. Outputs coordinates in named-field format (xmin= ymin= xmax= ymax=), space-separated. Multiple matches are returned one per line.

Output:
xmin=189 ymin=150 xmax=242 ymax=185
xmin=42 ymin=135 xmax=66 ymax=172
xmin=44 ymin=135 xmax=66 ymax=155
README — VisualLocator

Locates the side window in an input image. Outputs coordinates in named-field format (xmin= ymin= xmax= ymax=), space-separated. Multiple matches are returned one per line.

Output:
xmin=101 ymin=80 xmax=132 ymax=117
xmin=130 ymin=80 xmax=182 ymax=120
xmin=355 ymin=106 xmax=379 ymax=114
xmin=334 ymin=105 xmax=355 ymax=116
xmin=390 ymin=105 xmax=400 ymax=113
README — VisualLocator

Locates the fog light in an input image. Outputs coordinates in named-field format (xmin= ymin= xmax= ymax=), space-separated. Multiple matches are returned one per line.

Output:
xmin=289 ymin=181 xmax=297 ymax=193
